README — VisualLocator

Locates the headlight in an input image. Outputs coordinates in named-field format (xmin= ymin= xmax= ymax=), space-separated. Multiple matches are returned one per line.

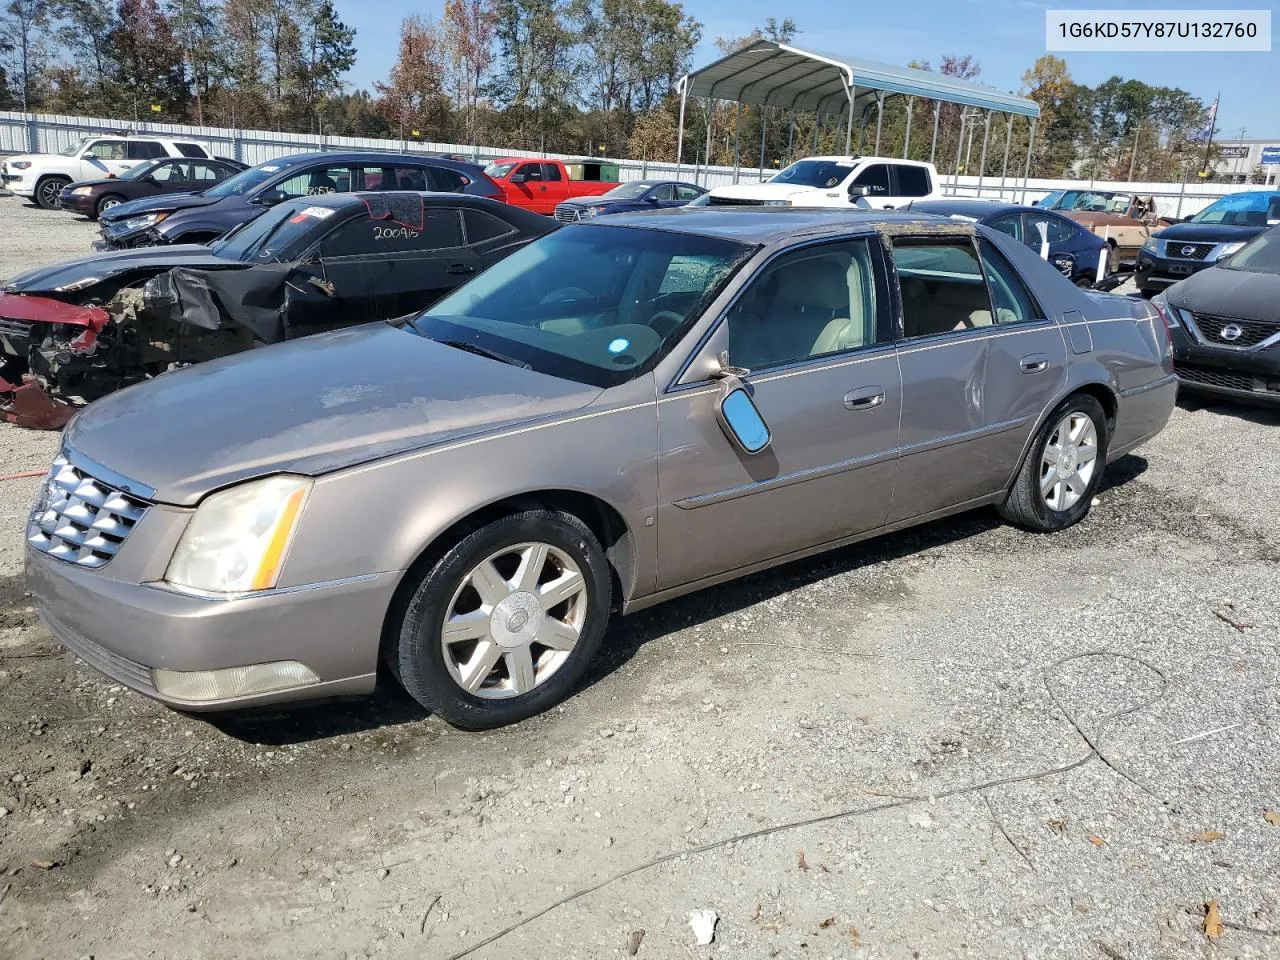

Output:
xmin=71 ymin=186 xmax=93 ymax=196
xmin=166 ymin=475 xmax=312 ymax=594
xmin=119 ymin=211 xmax=171 ymax=231
xmin=11 ymin=161 xmax=31 ymax=170
xmin=1213 ymin=242 xmax=1244 ymax=260
xmin=1141 ymin=236 xmax=1159 ymax=253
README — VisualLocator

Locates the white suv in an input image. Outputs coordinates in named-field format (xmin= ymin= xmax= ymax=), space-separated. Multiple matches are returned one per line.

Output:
xmin=1 ymin=135 xmax=214 ymax=209
xmin=706 ymin=156 xmax=941 ymax=210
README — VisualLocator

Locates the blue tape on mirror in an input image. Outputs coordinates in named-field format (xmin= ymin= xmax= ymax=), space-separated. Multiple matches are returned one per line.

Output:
xmin=721 ymin=387 xmax=770 ymax=454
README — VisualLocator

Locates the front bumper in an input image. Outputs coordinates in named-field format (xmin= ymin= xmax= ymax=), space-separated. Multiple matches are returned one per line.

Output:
xmin=1135 ymin=252 xmax=1214 ymax=290
xmin=59 ymin=190 xmax=97 ymax=216
xmin=1169 ymin=328 xmax=1280 ymax=404
xmin=26 ymin=544 xmax=399 ymax=711
xmin=94 ymin=227 xmax=166 ymax=251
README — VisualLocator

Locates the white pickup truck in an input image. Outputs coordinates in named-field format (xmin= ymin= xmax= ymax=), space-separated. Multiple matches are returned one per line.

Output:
xmin=705 ymin=156 xmax=941 ymax=210
xmin=1 ymin=135 xmax=213 ymax=209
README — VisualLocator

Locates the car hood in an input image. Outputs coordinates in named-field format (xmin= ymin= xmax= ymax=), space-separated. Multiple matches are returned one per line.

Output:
xmin=3 ymin=245 xmax=244 ymax=294
xmin=1164 ymin=265 xmax=1280 ymax=321
xmin=1153 ymin=221 xmax=1264 ymax=243
xmin=64 ymin=323 xmax=603 ymax=506
xmin=559 ymin=195 xmax=639 ymax=209
xmin=63 ymin=176 xmax=129 ymax=190
xmin=709 ymin=182 xmax=823 ymax=201
xmin=3 ymin=153 xmax=41 ymax=166
xmin=102 ymin=191 xmax=219 ymax=222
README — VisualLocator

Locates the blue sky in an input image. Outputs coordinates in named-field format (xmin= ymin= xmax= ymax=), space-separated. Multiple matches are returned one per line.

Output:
xmin=337 ymin=0 xmax=1275 ymax=138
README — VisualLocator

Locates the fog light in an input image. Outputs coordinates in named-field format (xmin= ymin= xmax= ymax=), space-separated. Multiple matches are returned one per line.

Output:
xmin=152 ymin=661 xmax=319 ymax=701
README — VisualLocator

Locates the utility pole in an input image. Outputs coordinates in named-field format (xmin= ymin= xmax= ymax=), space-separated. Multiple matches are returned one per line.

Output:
xmin=1127 ymin=123 xmax=1141 ymax=181
xmin=1200 ymin=92 xmax=1219 ymax=178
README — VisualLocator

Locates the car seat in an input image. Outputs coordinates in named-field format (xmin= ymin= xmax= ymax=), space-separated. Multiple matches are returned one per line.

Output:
xmin=729 ymin=255 xmax=853 ymax=368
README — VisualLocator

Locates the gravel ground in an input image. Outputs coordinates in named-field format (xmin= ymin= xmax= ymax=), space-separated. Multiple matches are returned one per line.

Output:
xmin=1 ymin=194 xmax=1279 ymax=960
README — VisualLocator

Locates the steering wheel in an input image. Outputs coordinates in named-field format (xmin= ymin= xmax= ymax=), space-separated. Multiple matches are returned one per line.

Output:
xmin=541 ymin=287 xmax=593 ymax=304
xmin=647 ymin=309 xmax=686 ymax=337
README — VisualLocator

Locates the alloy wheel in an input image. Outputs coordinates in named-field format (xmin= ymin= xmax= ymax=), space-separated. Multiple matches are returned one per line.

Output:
xmin=39 ymin=181 xmax=64 ymax=209
xmin=440 ymin=542 xmax=587 ymax=699
xmin=100 ymin=197 xmax=121 ymax=212
xmin=1040 ymin=411 xmax=1099 ymax=512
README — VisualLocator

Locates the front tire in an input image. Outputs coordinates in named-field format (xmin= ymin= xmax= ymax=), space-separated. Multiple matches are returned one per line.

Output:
xmin=94 ymin=194 xmax=124 ymax=219
xmin=998 ymin=395 xmax=1108 ymax=533
xmin=35 ymin=176 xmax=70 ymax=210
xmin=390 ymin=509 xmax=612 ymax=729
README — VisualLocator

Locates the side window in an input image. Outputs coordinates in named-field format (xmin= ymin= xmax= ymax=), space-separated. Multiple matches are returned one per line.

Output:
xmin=989 ymin=215 xmax=1022 ymax=241
xmin=427 ymin=167 xmax=467 ymax=192
xmin=977 ymin=238 xmax=1040 ymax=325
xmin=891 ymin=238 xmax=993 ymax=337
xmin=726 ymin=239 xmax=879 ymax=370
xmin=675 ymin=185 xmax=703 ymax=201
xmin=519 ymin=163 xmax=543 ymax=182
xmin=87 ymin=140 xmax=126 ymax=160
xmin=540 ymin=163 xmax=562 ymax=182
xmin=191 ymin=162 xmax=222 ymax=181
xmin=649 ymin=184 xmax=674 ymax=201
xmin=275 ymin=166 xmax=352 ymax=199
xmin=893 ymin=165 xmax=931 ymax=197
xmin=326 ymin=210 xmax=467 ymax=257
xmin=852 ymin=163 xmax=891 ymax=195
xmin=174 ymin=142 xmax=208 ymax=158
xmin=464 ymin=209 xmax=517 ymax=244
xmin=149 ymin=162 xmax=187 ymax=182
xmin=320 ymin=213 xmax=376 ymax=258
xmin=1046 ymin=217 xmax=1074 ymax=242
xmin=127 ymin=141 xmax=166 ymax=159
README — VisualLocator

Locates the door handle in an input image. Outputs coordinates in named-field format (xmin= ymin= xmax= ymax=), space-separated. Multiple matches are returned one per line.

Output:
xmin=843 ymin=386 xmax=885 ymax=410
xmin=447 ymin=263 xmax=475 ymax=276
xmin=1020 ymin=354 xmax=1049 ymax=373
xmin=539 ymin=185 xmax=547 ymax=192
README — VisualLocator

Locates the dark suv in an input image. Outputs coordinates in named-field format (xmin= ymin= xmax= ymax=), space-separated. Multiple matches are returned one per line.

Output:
xmin=1136 ymin=190 xmax=1280 ymax=296
xmin=95 ymin=152 xmax=504 ymax=250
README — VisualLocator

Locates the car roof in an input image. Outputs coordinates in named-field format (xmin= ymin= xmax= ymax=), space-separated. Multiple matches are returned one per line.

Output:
xmin=596 ymin=207 xmax=974 ymax=243
xmin=789 ymin=155 xmax=932 ymax=167
xmin=253 ymin=151 xmax=478 ymax=169
xmin=907 ymin=199 xmax=1037 ymax=219
xmin=280 ymin=191 xmax=516 ymax=211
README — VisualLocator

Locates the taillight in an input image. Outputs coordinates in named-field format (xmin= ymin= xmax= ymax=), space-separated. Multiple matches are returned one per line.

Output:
xmin=1148 ymin=298 xmax=1175 ymax=359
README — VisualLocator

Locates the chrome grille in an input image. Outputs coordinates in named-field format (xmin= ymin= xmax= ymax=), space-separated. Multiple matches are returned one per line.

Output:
xmin=1192 ymin=313 xmax=1280 ymax=348
xmin=553 ymin=205 xmax=581 ymax=223
xmin=1167 ymin=241 xmax=1215 ymax=261
xmin=27 ymin=455 xmax=149 ymax=568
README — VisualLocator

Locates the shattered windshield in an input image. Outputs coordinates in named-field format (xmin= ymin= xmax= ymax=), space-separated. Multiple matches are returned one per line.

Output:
xmin=408 ymin=224 xmax=755 ymax=388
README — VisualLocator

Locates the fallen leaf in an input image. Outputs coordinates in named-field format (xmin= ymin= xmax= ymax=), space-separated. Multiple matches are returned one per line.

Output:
xmin=797 ymin=850 xmax=809 ymax=871
xmin=626 ymin=929 xmax=645 ymax=956
xmin=1204 ymin=899 xmax=1224 ymax=941
xmin=819 ymin=917 xmax=836 ymax=929
xmin=751 ymin=903 xmax=762 ymax=922
xmin=848 ymin=925 xmax=862 ymax=946
xmin=1047 ymin=818 xmax=1068 ymax=834
xmin=1189 ymin=831 xmax=1225 ymax=843
xmin=30 ymin=860 xmax=54 ymax=870
xmin=1087 ymin=833 xmax=1107 ymax=847
xmin=1264 ymin=810 xmax=1280 ymax=827
xmin=819 ymin=863 xmax=830 ymax=873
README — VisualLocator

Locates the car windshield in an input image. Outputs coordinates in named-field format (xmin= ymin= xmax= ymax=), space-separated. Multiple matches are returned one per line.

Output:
xmin=601 ymin=182 xmax=653 ymax=200
xmin=203 ymin=161 xmax=294 ymax=199
xmin=1190 ymin=192 xmax=1280 ymax=226
xmin=59 ymin=140 xmax=92 ymax=157
xmin=1037 ymin=191 xmax=1063 ymax=207
xmin=119 ymin=160 xmax=165 ymax=181
xmin=768 ymin=159 xmax=854 ymax=189
xmin=1058 ymin=190 xmax=1126 ymax=213
xmin=484 ymin=161 xmax=519 ymax=179
xmin=211 ymin=201 xmax=326 ymax=262
xmin=407 ymin=225 xmax=755 ymax=388
xmin=1221 ymin=227 xmax=1280 ymax=274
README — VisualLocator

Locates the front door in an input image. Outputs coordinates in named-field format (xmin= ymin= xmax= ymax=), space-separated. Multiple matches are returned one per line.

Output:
xmin=656 ymin=237 xmax=901 ymax=590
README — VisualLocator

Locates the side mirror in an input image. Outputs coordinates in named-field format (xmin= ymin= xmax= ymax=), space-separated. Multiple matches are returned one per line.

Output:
xmin=717 ymin=382 xmax=771 ymax=455
xmin=848 ymin=184 xmax=871 ymax=198
xmin=257 ymin=188 xmax=288 ymax=207
xmin=83 ymin=152 xmax=97 ymax=161
xmin=509 ymin=172 xmax=527 ymax=184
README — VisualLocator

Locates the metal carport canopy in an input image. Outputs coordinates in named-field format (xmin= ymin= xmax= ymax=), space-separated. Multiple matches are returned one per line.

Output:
xmin=680 ymin=40 xmax=1040 ymax=117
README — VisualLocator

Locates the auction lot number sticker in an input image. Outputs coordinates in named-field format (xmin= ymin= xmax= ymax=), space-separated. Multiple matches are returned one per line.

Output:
xmin=1047 ymin=9 xmax=1270 ymax=50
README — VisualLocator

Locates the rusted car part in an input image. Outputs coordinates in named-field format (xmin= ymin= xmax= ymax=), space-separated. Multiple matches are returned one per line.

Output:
xmin=0 ymin=375 xmax=77 ymax=429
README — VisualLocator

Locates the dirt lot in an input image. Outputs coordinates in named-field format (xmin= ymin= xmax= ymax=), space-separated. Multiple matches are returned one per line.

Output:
xmin=1 ymin=195 xmax=1278 ymax=960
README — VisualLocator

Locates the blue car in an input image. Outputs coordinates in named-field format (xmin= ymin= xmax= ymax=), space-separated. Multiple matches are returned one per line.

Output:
xmin=553 ymin=179 xmax=706 ymax=223
xmin=907 ymin=200 xmax=1110 ymax=288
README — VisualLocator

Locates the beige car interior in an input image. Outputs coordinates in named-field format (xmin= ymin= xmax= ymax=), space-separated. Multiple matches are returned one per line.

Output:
xmin=728 ymin=247 xmax=875 ymax=370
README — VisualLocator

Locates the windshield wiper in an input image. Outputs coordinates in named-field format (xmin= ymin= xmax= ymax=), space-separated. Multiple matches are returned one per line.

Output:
xmin=433 ymin=338 xmax=531 ymax=369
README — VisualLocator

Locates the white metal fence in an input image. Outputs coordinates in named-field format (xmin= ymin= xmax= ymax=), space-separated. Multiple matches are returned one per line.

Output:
xmin=0 ymin=109 xmax=1246 ymax=218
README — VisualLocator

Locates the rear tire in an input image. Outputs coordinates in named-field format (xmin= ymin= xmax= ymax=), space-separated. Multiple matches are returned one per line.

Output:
xmin=998 ymin=394 xmax=1108 ymax=533
xmin=35 ymin=176 xmax=70 ymax=210
xmin=389 ymin=509 xmax=612 ymax=730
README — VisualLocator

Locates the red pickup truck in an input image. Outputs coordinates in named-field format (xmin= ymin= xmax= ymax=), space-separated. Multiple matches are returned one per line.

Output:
xmin=483 ymin=158 xmax=620 ymax=215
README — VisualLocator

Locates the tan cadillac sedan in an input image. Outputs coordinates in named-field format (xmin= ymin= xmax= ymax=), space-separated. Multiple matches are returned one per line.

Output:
xmin=26 ymin=209 xmax=1178 ymax=729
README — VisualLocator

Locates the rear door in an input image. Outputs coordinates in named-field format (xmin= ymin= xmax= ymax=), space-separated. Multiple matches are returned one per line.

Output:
xmin=538 ymin=163 xmax=569 ymax=212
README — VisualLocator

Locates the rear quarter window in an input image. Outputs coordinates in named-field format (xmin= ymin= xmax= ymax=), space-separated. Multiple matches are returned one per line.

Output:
xmin=894 ymin=165 xmax=932 ymax=197
xmin=464 ymin=209 xmax=517 ymax=243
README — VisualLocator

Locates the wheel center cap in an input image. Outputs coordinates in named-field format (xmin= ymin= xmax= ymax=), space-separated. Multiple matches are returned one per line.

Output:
xmin=1059 ymin=446 xmax=1077 ymax=473
xmin=491 ymin=591 xmax=543 ymax=649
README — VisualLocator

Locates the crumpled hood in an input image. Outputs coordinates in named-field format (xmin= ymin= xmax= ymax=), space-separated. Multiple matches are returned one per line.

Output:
xmin=102 ymin=191 xmax=219 ymax=222
xmin=65 ymin=323 xmax=602 ymax=505
xmin=1153 ymin=221 xmax=1264 ymax=244
xmin=4 ymin=245 xmax=242 ymax=294
xmin=1164 ymin=265 xmax=1280 ymax=321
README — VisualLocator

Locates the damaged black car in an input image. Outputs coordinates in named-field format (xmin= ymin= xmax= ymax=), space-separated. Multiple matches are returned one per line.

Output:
xmin=0 ymin=192 xmax=557 ymax=426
